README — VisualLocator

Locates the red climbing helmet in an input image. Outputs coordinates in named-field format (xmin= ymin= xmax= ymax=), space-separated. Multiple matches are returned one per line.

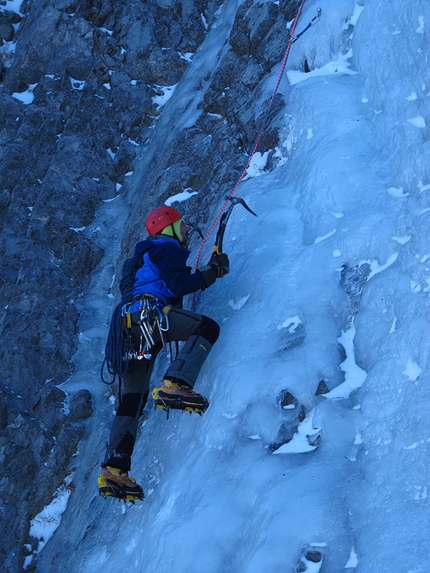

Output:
xmin=145 ymin=206 xmax=182 ymax=235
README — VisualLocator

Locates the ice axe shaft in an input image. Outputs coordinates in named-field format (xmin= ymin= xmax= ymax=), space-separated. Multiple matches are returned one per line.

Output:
xmin=213 ymin=196 xmax=257 ymax=254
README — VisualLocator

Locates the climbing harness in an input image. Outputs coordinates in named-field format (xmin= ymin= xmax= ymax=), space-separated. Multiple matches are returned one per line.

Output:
xmin=123 ymin=295 xmax=171 ymax=361
xmin=102 ymin=294 xmax=171 ymax=385
xmin=194 ymin=2 xmax=321 ymax=272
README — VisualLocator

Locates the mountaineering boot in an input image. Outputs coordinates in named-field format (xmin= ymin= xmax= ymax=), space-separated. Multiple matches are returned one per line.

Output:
xmin=98 ymin=465 xmax=144 ymax=502
xmin=152 ymin=377 xmax=209 ymax=415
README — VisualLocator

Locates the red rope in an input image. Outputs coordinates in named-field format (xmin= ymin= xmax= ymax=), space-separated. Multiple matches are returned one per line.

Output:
xmin=194 ymin=0 xmax=306 ymax=271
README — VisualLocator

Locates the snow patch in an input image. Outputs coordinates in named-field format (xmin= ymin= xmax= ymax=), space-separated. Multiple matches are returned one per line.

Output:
xmin=402 ymin=358 xmax=422 ymax=381
xmin=326 ymin=322 xmax=367 ymax=399
xmin=277 ymin=315 xmax=303 ymax=332
xmin=287 ymin=50 xmax=357 ymax=85
xmin=314 ymin=229 xmax=336 ymax=244
xmin=407 ymin=116 xmax=426 ymax=128
xmin=228 ymin=295 xmax=250 ymax=311
xmin=367 ymin=253 xmax=399 ymax=280
xmin=152 ymin=84 xmax=177 ymax=108
xmin=416 ymin=16 xmax=425 ymax=33
xmin=350 ymin=4 xmax=365 ymax=26
xmin=165 ymin=188 xmax=198 ymax=205
xmin=272 ymin=409 xmax=321 ymax=454
xmin=69 ymin=77 xmax=85 ymax=90
xmin=344 ymin=546 xmax=359 ymax=568
xmin=244 ymin=151 xmax=269 ymax=179
xmin=418 ymin=181 xmax=430 ymax=193
xmin=387 ymin=186 xmax=408 ymax=197
xmin=391 ymin=235 xmax=410 ymax=245
xmin=12 ymin=83 xmax=37 ymax=104
xmin=24 ymin=481 xmax=73 ymax=569
xmin=0 ymin=0 xmax=24 ymax=14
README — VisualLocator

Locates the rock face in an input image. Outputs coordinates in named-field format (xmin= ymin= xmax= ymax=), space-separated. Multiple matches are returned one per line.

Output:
xmin=0 ymin=0 xmax=299 ymax=569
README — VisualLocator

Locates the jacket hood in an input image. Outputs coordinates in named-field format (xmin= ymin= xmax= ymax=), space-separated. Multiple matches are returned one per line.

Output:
xmin=134 ymin=235 xmax=183 ymax=256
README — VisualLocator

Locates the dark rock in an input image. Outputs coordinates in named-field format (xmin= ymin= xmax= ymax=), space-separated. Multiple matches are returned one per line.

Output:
xmin=277 ymin=389 xmax=298 ymax=409
xmin=340 ymin=262 xmax=371 ymax=315
xmin=270 ymin=421 xmax=298 ymax=452
xmin=307 ymin=432 xmax=321 ymax=448
xmin=6 ymin=6 xmax=96 ymax=86
xmin=305 ymin=549 xmax=323 ymax=563
xmin=44 ymin=386 xmax=67 ymax=405
xmin=0 ymin=399 xmax=7 ymax=430
xmin=3 ymin=10 xmax=23 ymax=26
xmin=75 ymin=0 xmax=115 ymax=26
xmin=68 ymin=389 xmax=93 ymax=422
xmin=0 ymin=15 xmax=14 ymax=42
xmin=242 ymin=57 xmax=265 ymax=89
xmin=298 ymin=404 xmax=306 ymax=423
xmin=279 ymin=319 xmax=306 ymax=352
xmin=0 ymin=187 xmax=12 ymax=219
xmin=113 ymin=139 xmax=137 ymax=176
xmin=296 ymin=545 xmax=324 ymax=572
xmin=231 ymin=0 xmax=291 ymax=71
xmin=147 ymin=47 xmax=187 ymax=85
xmin=50 ymin=424 xmax=86 ymax=469
xmin=230 ymin=0 xmax=253 ymax=56
xmin=315 ymin=379 xmax=330 ymax=395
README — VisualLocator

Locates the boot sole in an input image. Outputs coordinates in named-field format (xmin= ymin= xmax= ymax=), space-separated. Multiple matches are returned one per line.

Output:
xmin=99 ymin=488 xmax=144 ymax=503
xmin=153 ymin=389 xmax=209 ymax=414
xmin=98 ymin=476 xmax=144 ymax=502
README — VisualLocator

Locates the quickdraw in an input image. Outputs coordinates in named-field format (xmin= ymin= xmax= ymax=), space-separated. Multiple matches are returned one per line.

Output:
xmin=122 ymin=297 xmax=170 ymax=361
xmin=290 ymin=8 xmax=322 ymax=44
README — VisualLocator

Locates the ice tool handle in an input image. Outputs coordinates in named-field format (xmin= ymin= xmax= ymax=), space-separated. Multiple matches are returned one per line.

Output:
xmin=213 ymin=196 xmax=258 ymax=255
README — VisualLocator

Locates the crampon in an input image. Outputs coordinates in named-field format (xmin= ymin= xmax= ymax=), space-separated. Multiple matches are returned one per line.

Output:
xmin=98 ymin=466 xmax=144 ymax=503
xmin=152 ymin=378 xmax=209 ymax=417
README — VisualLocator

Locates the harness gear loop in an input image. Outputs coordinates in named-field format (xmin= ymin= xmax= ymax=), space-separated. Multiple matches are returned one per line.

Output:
xmin=138 ymin=296 xmax=171 ymax=359
xmin=120 ymin=303 xmax=136 ymax=367
xmin=123 ymin=296 xmax=171 ymax=361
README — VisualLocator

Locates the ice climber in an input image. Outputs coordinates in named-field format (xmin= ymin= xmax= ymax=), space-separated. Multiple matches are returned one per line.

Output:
xmin=98 ymin=205 xmax=230 ymax=501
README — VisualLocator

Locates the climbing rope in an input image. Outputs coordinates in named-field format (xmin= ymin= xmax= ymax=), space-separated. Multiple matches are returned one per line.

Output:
xmin=194 ymin=1 xmax=321 ymax=271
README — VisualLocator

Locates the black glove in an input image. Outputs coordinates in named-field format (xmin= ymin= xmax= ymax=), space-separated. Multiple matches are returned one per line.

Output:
xmin=209 ymin=252 xmax=230 ymax=278
xmin=199 ymin=265 xmax=217 ymax=288
xmin=199 ymin=253 xmax=230 ymax=288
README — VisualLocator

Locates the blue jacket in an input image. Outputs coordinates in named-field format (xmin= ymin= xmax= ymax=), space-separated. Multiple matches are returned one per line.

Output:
xmin=131 ymin=235 xmax=206 ymax=308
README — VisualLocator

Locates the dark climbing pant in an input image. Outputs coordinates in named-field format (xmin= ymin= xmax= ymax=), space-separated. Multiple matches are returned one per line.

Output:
xmin=103 ymin=307 xmax=219 ymax=472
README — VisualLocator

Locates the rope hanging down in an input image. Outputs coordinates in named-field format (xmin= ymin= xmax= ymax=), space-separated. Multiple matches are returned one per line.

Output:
xmin=194 ymin=1 xmax=321 ymax=270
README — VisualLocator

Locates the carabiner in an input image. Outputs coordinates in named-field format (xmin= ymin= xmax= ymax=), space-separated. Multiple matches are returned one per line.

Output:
xmin=156 ymin=306 xmax=170 ymax=332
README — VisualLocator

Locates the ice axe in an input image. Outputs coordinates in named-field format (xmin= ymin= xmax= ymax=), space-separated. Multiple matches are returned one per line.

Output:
xmin=212 ymin=196 xmax=258 ymax=255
